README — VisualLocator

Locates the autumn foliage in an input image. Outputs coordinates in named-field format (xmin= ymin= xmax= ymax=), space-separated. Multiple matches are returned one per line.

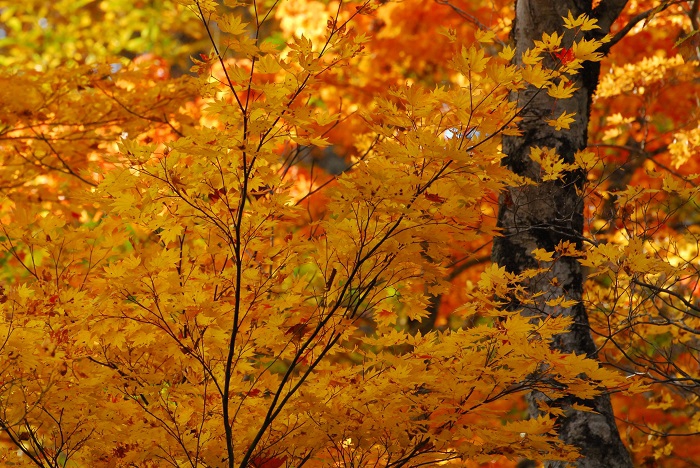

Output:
xmin=0 ymin=0 xmax=698 ymax=467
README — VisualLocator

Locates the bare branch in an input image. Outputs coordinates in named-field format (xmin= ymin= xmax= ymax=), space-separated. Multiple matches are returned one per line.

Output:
xmin=433 ymin=0 xmax=506 ymax=46
xmin=690 ymin=0 xmax=700 ymax=31
xmin=601 ymin=1 xmax=685 ymax=52
xmin=593 ymin=0 xmax=629 ymax=34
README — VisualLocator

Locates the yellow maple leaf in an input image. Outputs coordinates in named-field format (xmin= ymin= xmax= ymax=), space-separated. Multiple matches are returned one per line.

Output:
xmin=547 ymin=80 xmax=579 ymax=100
xmin=532 ymin=248 xmax=555 ymax=262
xmin=546 ymin=110 xmax=576 ymax=131
xmin=562 ymin=12 xmax=599 ymax=31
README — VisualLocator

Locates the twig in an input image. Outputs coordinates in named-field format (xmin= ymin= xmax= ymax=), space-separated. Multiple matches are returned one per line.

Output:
xmin=603 ymin=1 xmax=685 ymax=52
xmin=433 ymin=0 xmax=506 ymax=46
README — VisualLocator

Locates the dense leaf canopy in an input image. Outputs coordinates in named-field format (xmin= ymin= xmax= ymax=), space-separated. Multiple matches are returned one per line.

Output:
xmin=0 ymin=0 xmax=698 ymax=466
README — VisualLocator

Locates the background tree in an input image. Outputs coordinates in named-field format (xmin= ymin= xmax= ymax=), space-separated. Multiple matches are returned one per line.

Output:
xmin=491 ymin=2 xmax=633 ymax=467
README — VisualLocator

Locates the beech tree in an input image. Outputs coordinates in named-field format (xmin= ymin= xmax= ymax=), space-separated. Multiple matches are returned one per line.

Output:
xmin=493 ymin=1 xmax=699 ymax=466
xmin=493 ymin=2 xmax=632 ymax=467
xmin=0 ymin=0 xmax=698 ymax=467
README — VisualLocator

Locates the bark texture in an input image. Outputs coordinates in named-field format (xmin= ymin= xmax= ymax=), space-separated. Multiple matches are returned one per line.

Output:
xmin=492 ymin=1 xmax=634 ymax=467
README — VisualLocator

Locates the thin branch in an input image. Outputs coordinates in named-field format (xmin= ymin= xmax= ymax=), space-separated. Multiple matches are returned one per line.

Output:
xmin=602 ymin=1 xmax=685 ymax=52
xmin=632 ymin=279 xmax=700 ymax=316
xmin=93 ymin=82 xmax=185 ymax=138
xmin=26 ymin=135 xmax=97 ymax=187
xmin=690 ymin=0 xmax=700 ymax=30
xmin=593 ymin=0 xmax=629 ymax=34
xmin=196 ymin=1 xmax=245 ymax=114
xmin=433 ymin=0 xmax=506 ymax=46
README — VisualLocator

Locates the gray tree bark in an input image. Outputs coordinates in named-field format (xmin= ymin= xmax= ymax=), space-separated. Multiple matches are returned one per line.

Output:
xmin=492 ymin=1 xmax=634 ymax=467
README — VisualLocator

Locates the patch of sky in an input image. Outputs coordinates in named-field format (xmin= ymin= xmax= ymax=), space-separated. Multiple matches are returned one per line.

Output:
xmin=444 ymin=128 xmax=480 ymax=140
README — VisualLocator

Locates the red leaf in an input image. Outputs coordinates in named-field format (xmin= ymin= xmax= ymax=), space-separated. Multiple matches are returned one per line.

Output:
xmin=246 ymin=388 xmax=261 ymax=397
xmin=424 ymin=193 xmax=446 ymax=203
xmin=252 ymin=455 xmax=286 ymax=468
xmin=554 ymin=48 xmax=574 ymax=65
xmin=285 ymin=322 xmax=308 ymax=339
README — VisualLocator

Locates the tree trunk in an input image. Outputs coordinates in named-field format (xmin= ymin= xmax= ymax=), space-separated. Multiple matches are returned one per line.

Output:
xmin=492 ymin=1 xmax=634 ymax=467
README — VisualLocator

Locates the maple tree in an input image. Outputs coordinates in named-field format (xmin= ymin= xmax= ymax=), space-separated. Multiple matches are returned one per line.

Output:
xmin=0 ymin=0 xmax=698 ymax=467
